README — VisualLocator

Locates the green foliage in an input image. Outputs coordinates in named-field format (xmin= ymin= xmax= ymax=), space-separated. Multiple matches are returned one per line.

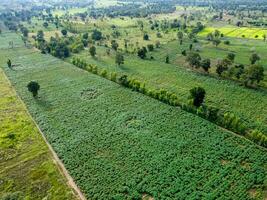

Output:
xmin=189 ymin=87 xmax=206 ymax=107
xmin=147 ymin=44 xmax=154 ymax=52
xmin=92 ymin=29 xmax=103 ymax=41
xmin=27 ymin=81 xmax=40 ymax=98
xmin=137 ymin=47 xmax=147 ymax=59
xmin=249 ymin=53 xmax=261 ymax=64
xmin=243 ymin=64 xmax=264 ymax=86
xmin=222 ymin=112 xmax=246 ymax=134
xmin=186 ymin=52 xmax=201 ymax=68
xmin=7 ymin=59 xmax=12 ymax=68
xmin=111 ymin=40 xmax=119 ymax=51
xmin=248 ymin=130 xmax=267 ymax=147
xmin=115 ymin=53 xmax=124 ymax=66
xmin=201 ymin=58 xmax=211 ymax=72
xmin=110 ymin=72 xmax=117 ymax=82
xmin=89 ymin=46 xmax=96 ymax=57
xmin=177 ymin=31 xmax=184 ymax=45
xmin=143 ymin=33 xmax=149 ymax=41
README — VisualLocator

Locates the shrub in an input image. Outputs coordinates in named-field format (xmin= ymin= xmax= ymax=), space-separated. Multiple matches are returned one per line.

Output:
xmin=100 ymin=69 xmax=108 ymax=78
xmin=110 ymin=72 xmax=117 ymax=82
xmin=248 ymin=130 xmax=267 ymax=147
xmin=27 ymin=81 xmax=40 ymax=98
xmin=189 ymin=87 xmax=206 ymax=107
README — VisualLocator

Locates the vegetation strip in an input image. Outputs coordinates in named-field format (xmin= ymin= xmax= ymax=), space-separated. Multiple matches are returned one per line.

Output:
xmin=0 ymin=69 xmax=78 ymax=200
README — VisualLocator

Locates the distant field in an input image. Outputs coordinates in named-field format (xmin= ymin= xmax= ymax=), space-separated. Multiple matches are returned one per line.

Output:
xmin=0 ymin=69 xmax=76 ymax=199
xmin=53 ymin=7 xmax=88 ymax=17
xmin=0 ymin=34 xmax=266 ymax=199
xmin=199 ymin=26 xmax=267 ymax=40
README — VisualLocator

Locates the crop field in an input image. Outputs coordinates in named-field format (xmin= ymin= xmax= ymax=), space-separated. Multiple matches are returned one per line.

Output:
xmin=0 ymin=69 xmax=76 ymax=199
xmin=66 ymin=42 xmax=267 ymax=134
xmin=0 ymin=34 xmax=266 ymax=199
xmin=199 ymin=26 xmax=267 ymax=40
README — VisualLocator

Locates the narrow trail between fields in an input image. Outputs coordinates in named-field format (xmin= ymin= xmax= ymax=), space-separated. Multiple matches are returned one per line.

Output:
xmin=1 ymin=69 xmax=87 ymax=200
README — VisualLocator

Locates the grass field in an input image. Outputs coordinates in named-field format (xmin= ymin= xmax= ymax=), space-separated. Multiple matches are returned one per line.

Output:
xmin=0 ymin=68 xmax=76 ymax=199
xmin=0 ymin=34 xmax=266 ymax=199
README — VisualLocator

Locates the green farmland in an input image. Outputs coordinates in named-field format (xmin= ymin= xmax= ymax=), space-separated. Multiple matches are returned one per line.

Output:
xmin=1 ymin=0 xmax=267 ymax=199
xmin=0 ymin=33 xmax=266 ymax=199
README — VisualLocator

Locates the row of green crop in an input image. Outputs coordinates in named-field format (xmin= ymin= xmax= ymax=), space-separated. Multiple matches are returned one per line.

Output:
xmin=71 ymin=56 xmax=267 ymax=148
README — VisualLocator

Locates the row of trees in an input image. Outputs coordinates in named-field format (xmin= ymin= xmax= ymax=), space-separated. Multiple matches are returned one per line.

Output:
xmin=185 ymin=50 xmax=264 ymax=87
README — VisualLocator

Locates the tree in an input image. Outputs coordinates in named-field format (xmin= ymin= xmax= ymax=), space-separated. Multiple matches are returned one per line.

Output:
xmin=137 ymin=47 xmax=147 ymax=59
xmin=165 ymin=55 xmax=170 ymax=64
xmin=61 ymin=29 xmax=68 ymax=36
xmin=36 ymin=30 xmax=44 ymax=43
xmin=89 ymin=46 xmax=96 ymax=57
xmin=243 ymin=64 xmax=264 ymax=86
xmin=147 ymin=44 xmax=154 ymax=51
xmin=177 ymin=31 xmax=184 ymax=45
xmin=115 ymin=53 xmax=124 ymax=66
xmin=227 ymin=53 xmax=235 ymax=63
xmin=201 ymin=58 xmax=211 ymax=72
xmin=143 ymin=33 xmax=149 ymax=41
xmin=207 ymin=33 xmax=214 ymax=41
xmin=7 ymin=59 xmax=12 ymax=69
xmin=213 ymin=38 xmax=221 ymax=47
xmin=83 ymin=32 xmax=89 ymax=40
xmin=249 ymin=53 xmax=260 ymax=64
xmin=92 ymin=30 xmax=102 ymax=41
xmin=214 ymin=30 xmax=221 ymax=38
xmin=189 ymin=44 xmax=193 ymax=51
xmin=43 ymin=22 xmax=49 ymax=28
xmin=111 ymin=40 xmax=119 ymax=51
xmin=216 ymin=58 xmax=230 ymax=76
xmin=21 ymin=27 xmax=29 ymax=37
xmin=186 ymin=52 xmax=201 ymax=68
xmin=189 ymin=87 xmax=206 ymax=107
xmin=27 ymin=81 xmax=40 ymax=98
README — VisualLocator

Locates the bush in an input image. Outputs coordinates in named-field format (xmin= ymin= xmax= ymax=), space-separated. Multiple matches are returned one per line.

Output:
xmin=222 ymin=112 xmax=245 ymax=134
xmin=248 ymin=130 xmax=267 ymax=147
xmin=189 ymin=87 xmax=206 ymax=107
xmin=100 ymin=69 xmax=108 ymax=78
xmin=110 ymin=72 xmax=117 ymax=82
xmin=224 ymin=40 xmax=230 ymax=45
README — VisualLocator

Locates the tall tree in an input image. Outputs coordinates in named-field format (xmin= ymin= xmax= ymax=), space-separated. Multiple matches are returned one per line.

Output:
xmin=177 ymin=31 xmax=184 ymax=45
xmin=89 ymin=46 xmax=96 ymax=57
xmin=27 ymin=81 xmax=40 ymax=98
xmin=189 ymin=87 xmax=206 ymax=107
xmin=115 ymin=53 xmax=124 ymax=66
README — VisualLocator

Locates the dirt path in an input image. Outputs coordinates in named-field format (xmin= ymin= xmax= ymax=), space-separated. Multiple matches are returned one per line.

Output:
xmin=2 ymin=69 xmax=87 ymax=200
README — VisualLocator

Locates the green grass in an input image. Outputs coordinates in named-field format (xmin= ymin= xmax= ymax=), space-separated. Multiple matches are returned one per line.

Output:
xmin=0 ymin=34 xmax=266 ymax=199
xmin=0 ymin=69 xmax=76 ymax=200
